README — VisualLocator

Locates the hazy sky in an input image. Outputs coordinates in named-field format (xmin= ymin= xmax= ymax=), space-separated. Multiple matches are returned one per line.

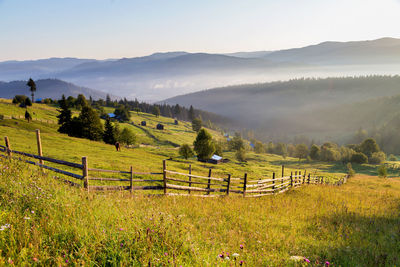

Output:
xmin=1 ymin=0 xmax=400 ymax=61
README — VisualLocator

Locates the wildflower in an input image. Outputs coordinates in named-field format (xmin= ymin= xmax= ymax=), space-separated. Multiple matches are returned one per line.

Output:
xmin=218 ymin=254 xmax=224 ymax=258
xmin=118 ymin=228 xmax=124 ymax=231
xmin=325 ymin=261 xmax=330 ymax=266
xmin=120 ymin=243 xmax=124 ymax=247
xmin=232 ymin=253 xmax=240 ymax=258
xmin=24 ymin=217 xmax=31 ymax=220
xmin=304 ymin=257 xmax=310 ymax=263
xmin=8 ymin=259 xmax=13 ymax=264
xmin=240 ymin=244 xmax=244 ymax=249
xmin=240 ymin=260 xmax=244 ymax=265
xmin=33 ymin=257 xmax=38 ymax=262
xmin=290 ymin=256 xmax=303 ymax=261
xmin=31 ymin=211 xmax=35 ymax=214
xmin=164 ymin=252 xmax=168 ymax=256
xmin=65 ymin=259 xmax=69 ymax=263
xmin=225 ymin=257 xmax=230 ymax=260
xmin=0 ymin=224 xmax=11 ymax=231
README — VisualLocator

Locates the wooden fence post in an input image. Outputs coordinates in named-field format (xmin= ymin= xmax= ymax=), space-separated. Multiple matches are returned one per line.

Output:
xmin=308 ymin=173 xmax=311 ymax=184
xmin=242 ymin=173 xmax=247 ymax=197
xmin=290 ymin=172 xmax=293 ymax=187
xmin=281 ymin=165 xmax=284 ymax=177
xmin=294 ymin=171 xmax=297 ymax=185
xmin=130 ymin=166 xmax=134 ymax=194
xmin=82 ymin=157 xmax=89 ymax=191
xmin=4 ymin=136 xmax=11 ymax=157
xmin=299 ymin=171 xmax=301 ymax=186
xmin=163 ymin=160 xmax=167 ymax=195
xmin=206 ymin=169 xmax=212 ymax=195
xmin=272 ymin=172 xmax=275 ymax=191
xmin=188 ymin=164 xmax=192 ymax=194
xmin=35 ymin=129 xmax=43 ymax=165
xmin=303 ymin=170 xmax=306 ymax=184
xmin=226 ymin=174 xmax=231 ymax=196
xmin=321 ymin=177 xmax=324 ymax=184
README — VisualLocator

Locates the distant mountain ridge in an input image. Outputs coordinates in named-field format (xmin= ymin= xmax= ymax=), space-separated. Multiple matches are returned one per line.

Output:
xmin=0 ymin=79 xmax=114 ymax=100
xmin=1 ymin=37 xmax=400 ymax=101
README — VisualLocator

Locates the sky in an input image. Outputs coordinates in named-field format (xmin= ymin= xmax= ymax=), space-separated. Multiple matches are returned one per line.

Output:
xmin=0 ymin=0 xmax=400 ymax=61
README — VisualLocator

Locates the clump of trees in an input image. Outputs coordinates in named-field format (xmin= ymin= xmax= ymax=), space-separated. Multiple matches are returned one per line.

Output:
xmin=57 ymin=95 xmax=136 ymax=145
xmin=12 ymin=95 xmax=32 ymax=107
xmin=192 ymin=117 xmax=202 ymax=132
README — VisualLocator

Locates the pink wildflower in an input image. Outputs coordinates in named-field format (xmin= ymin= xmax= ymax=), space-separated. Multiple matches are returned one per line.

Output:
xmin=118 ymin=228 xmax=124 ymax=231
xmin=120 ymin=243 xmax=124 ymax=247
xmin=325 ymin=261 xmax=330 ymax=266
xmin=164 ymin=252 xmax=168 ymax=256
xmin=304 ymin=257 xmax=310 ymax=263
xmin=240 ymin=260 xmax=244 ymax=265
xmin=33 ymin=257 xmax=38 ymax=262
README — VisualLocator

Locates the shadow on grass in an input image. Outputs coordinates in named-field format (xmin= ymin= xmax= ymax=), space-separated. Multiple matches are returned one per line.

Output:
xmin=304 ymin=205 xmax=400 ymax=266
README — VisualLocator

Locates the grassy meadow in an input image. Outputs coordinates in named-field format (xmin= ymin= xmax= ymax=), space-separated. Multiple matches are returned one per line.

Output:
xmin=0 ymin=100 xmax=400 ymax=265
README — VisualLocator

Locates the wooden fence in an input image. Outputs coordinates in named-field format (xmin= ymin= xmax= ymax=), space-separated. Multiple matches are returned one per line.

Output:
xmin=0 ymin=130 xmax=348 ymax=197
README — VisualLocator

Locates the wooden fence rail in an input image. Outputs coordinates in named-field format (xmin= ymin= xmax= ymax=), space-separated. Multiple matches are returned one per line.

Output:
xmin=0 ymin=131 xmax=349 ymax=197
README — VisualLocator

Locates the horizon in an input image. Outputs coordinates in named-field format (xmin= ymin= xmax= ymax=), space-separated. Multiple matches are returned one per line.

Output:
xmin=1 ymin=0 xmax=400 ymax=61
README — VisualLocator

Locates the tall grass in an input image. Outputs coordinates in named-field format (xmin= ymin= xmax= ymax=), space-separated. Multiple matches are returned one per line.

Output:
xmin=1 ymin=158 xmax=399 ymax=266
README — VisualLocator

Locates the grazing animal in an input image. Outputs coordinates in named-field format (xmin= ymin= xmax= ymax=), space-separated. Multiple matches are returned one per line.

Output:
xmin=115 ymin=142 xmax=121 ymax=151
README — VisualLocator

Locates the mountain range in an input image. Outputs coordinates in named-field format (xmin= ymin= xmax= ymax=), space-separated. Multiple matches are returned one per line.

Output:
xmin=1 ymin=37 xmax=400 ymax=102
xmin=0 ymin=79 xmax=111 ymax=100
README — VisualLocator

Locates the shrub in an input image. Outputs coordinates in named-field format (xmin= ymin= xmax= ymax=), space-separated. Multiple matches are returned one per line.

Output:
xmin=24 ymin=97 xmax=32 ymax=106
xmin=254 ymin=141 xmax=265 ymax=154
xmin=192 ymin=118 xmax=202 ymax=132
xmin=295 ymin=144 xmax=309 ymax=160
xmin=389 ymin=154 xmax=397 ymax=161
xmin=179 ymin=144 xmax=194 ymax=159
xmin=351 ymin=152 xmax=368 ymax=164
xmin=359 ymin=138 xmax=380 ymax=158
xmin=347 ymin=163 xmax=355 ymax=178
xmin=12 ymin=95 xmax=27 ymax=104
xmin=378 ymin=165 xmax=387 ymax=178
xmin=369 ymin=151 xmax=386 ymax=165
xmin=228 ymin=133 xmax=244 ymax=151
xmin=235 ymin=147 xmax=246 ymax=162
xmin=119 ymin=128 xmax=136 ymax=146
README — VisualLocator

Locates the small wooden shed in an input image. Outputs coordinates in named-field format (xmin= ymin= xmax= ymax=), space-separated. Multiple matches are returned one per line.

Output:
xmin=208 ymin=154 xmax=223 ymax=164
xmin=156 ymin=123 xmax=164 ymax=130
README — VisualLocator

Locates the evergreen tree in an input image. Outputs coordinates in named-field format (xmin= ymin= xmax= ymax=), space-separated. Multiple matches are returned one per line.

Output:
xmin=193 ymin=129 xmax=215 ymax=160
xmin=192 ymin=117 xmax=202 ymax=132
xmin=188 ymin=105 xmax=195 ymax=121
xmin=24 ymin=97 xmax=32 ymax=106
xmin=57 ymin=95 xmax=73 ymax=134
xmin=103 ymin=117 xmax=116 ymax=144
xmin=153 ymin=106 xmax=160 ymax=117
xmin=79 ymin=106 xmax=103 ymax=141
xmin=76 ymin=94 xmax=88 ymax=110
xmin=26 ymin=78 xmax=36 ymax=103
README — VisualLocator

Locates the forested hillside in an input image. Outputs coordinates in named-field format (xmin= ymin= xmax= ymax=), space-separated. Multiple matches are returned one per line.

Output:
xmin=165 ymin=76 xmax=400 ymax=150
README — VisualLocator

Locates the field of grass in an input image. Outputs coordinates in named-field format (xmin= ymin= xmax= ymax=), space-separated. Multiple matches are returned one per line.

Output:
xmin=0 ymin=100 xmax=350 ymax=184
xmin=0 ymin=100 xmax=399 ymax=265
xmin=1 ymin=158 xmax=399 ymax=266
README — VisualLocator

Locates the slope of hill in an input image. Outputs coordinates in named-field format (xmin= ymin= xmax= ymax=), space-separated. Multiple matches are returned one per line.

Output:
xmin=0 ymin=79 xmax=112 ymax=100
xmin=0 ymin=100 xmax=399 ymax=265
xmin=164 ymin=76 xmax=400 ymax=144
xmin=1 ymin=38 xmax=400 ymax=101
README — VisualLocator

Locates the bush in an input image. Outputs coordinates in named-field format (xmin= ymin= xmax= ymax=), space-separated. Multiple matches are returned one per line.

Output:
xmin=378 ymin=165 xmax=387 ymax=178
xmin=295 ymin=144 xmax=309 ymax=160
xmin=192 ymin=118 xmax=202 ymax=132
xmin=347 ymin=163 xmax=355 ymax=178
xmin=24 ymin=97 xmax=32 ymax=106
xmin=235 ymin=147 xmax=246 ymax=162
xmin=369 ymin=151 xmax=386 ymax=165
xmin=389 ymin=154 xmax=397 ymax=161
xmin=119 ymin=128 xmax=137 ymax=146
xmin=12 ymin=95 xmax=27 ymax=104
xmin=351 ymin=152 xmax=368 ymax=164
xmin=179 ymin=144 xmax=194 ymax=159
